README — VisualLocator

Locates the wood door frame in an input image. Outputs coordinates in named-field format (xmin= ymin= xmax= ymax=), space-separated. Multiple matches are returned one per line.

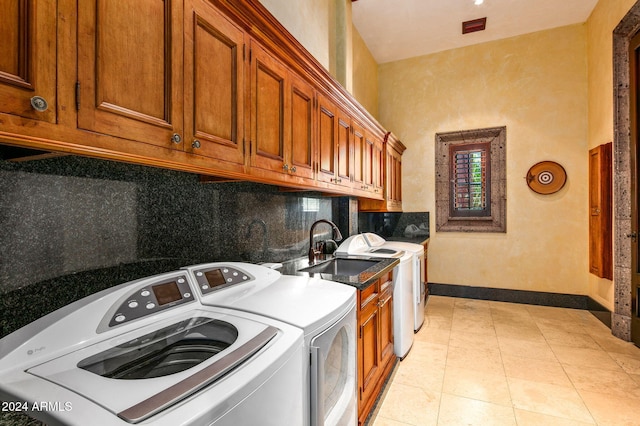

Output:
xmin=613 ymin=1 xmax=640 ymax=341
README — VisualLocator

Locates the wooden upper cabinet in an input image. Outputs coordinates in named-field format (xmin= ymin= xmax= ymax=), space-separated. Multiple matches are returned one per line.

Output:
xmin=317 ymin=93 xmax=338 ymax=184
xmin=183 ymin=0 xmax=245 ymax=165
xmin=589 ymin=142 xmax=613 ymax=279
xmin=352 ymin=121 xmax=365 ymax=189
xmin=77 ymin=0 xmax=184 ymax=149
xmin=0 ymin=0 xmax=57 ymax=123
xmin=289 ymin=72 xmax=315 ymax=180
xmin=336 ymin=110 xmax=352 ymax=187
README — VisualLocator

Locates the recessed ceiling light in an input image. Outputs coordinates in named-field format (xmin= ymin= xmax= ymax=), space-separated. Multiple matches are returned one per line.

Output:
xmin=475 ymin=0 xmax=484 ymax=5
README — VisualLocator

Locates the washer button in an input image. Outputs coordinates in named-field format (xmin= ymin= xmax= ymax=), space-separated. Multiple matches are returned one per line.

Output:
xmin=184 ymin=292 xmax=191 ymax=298
xmin=141 ymin=290 xmax=150 ymax=297
xmin=128 ymin=301 xmax=139 ymax=309
xmin=196 ymin=271 xmax=203 ymax=277
xmin=178 ymin=278 xmax=185 ymax=284
xmin=146 ymin=303 xmax=156 ymax=310
xmin=223 ymin=268 xmax=229 ymax=273
xmin=242 ymin=276 xmax=248 ymax=280
xmin=115 ymin=315 xmax=126 ymax=323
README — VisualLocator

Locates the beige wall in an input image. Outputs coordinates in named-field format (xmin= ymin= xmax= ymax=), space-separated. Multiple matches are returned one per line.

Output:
xmin=379 ymin=25 xmax=590 ymax=295
xmin=586 ymin=0 xmax=637 ymax=310
xmin=257 ymin=0 xmax=379 ymax=118
xmin=258 ymin=0 xmax=333 ymax=71
xmin=351 ymin=26 xmax=379 ymax=118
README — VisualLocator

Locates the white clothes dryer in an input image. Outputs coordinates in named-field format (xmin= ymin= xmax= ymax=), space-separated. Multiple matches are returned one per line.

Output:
xmin=361 ymin=233 xmax=426 ymax=331
xmin=0 ymin=270 xmax=305 ymax=426
xmin=334 ymin=234 xmax=414 ymax=359
xmin=182 ymin=262 xmax=357 ymax=426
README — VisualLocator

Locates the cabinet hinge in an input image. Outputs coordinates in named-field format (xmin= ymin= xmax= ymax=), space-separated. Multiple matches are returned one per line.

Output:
xmin=249 ymin=48 xmax=252 ymax=63
xmin=75 ymin=81 xmax=80 ymax=110
xmin=243 ymin=44 xmax=246 ymax=61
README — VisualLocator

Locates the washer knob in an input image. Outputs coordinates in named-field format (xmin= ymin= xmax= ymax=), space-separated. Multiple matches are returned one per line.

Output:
xmin=115 ymin=315 xmax=126 ymax=323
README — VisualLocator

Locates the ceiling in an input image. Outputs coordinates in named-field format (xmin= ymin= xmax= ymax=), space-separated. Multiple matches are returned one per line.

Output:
xmin=351 ymin=0 xmax=599 ymax=64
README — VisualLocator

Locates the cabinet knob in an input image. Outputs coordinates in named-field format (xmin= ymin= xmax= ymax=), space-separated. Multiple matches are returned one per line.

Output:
xmin=290 ymin=166 xmax=297 ymax=173
xmin=192 ymin=140 xmax=201 ymax=149
xmin=30 ymin=96 xmax=48 ymax=112
xmin=283 ymin=164 xmax=289 ymax=172
xmin=171 ymin=133 xmax=182 ymax=144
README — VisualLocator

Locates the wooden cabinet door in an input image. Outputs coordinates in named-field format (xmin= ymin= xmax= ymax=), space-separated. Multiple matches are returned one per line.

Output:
xmin=373 ymin=139 xmax=384 ymax=195
xmin=183 ymin=0 xmax=245 ymax=165
xmin=317 ymin=93 xmax=337 ymax=183
xmin=352 ymin=121 xmax=365 ymax=189
xmin=336 ymin=110 xmax=352 ymax=187
xmin=249 ymin=40 xmax=287 ymax=173
xmin=378 ymin=278 xmax=395 ymax=364
xmin=0 ymin=0 xmax=57 ymax=123
xmin=363 ymin=135 xmax=374 ymax=190
xmin=289 ymin=72 xmax=315 ymax=179
xmin=387 ymin=148 xmax=402 ymax=205
xmin=358 ymin=297 xmax=380 ymax=410
xmin=78 ymin=0 xmax=184 ymax=149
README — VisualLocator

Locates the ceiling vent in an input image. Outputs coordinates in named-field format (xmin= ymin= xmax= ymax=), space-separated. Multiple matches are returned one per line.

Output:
xmin=462 ymin=17 xmax=487 ymax=34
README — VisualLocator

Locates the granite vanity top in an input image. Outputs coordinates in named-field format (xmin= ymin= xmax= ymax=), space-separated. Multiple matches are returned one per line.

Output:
xmin=280 ymin=255 xmax=399 ymax=290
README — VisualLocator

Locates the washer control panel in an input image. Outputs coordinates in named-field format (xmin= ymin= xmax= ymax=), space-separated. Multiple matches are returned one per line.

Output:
xmin=108 ymin=275 xmax=194 ymax=327
xmin=192 ymin=266 xmax=254 ymax=295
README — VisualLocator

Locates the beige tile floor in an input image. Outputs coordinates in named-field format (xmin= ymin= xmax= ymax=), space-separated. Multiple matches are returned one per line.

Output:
xmin=369 ymin=295 xmax=640 ymax=426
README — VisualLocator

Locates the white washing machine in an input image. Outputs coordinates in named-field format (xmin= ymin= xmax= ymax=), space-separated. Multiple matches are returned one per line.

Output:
xmin=334 ymin=234 xmax=414 ymax=359
xmin=362 ymin=233 xmax=426 ymax=332
xmin=181 ymin=262 xmax=357 ymax=426
xmin=0 ymin=270 xmax=304 ymax=426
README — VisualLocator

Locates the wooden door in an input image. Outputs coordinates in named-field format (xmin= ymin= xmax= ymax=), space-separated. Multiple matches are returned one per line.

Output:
xmin=289 ymin=72 xmax=315 ymax=179
xmin=249 ymin=40 xmax=288 ymax=173
xmin=78 ymin=0 xmax=183 ymax=148
xmin=317 ymin=93 xmax=337 ymax=183
xmin=0 ymin=0 xmax=57 ymax=123
xmin=336 ymin=110 xmax=352 ymax=187
xmin=183 ymin=0 xmax=245 ymax=166
xmin=589 ymin=143 xmax=612 ymax=279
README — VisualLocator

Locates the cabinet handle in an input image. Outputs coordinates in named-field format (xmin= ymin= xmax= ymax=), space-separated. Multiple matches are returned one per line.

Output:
xmin=171 ymin=133 xmax=182 ymax=144
xmin=283 ymin=164 xmax=289 ymax=172
xmin=192 ymin=140 xmax=201 ymax=149
xmin=30 ymin=96 xmax=48 ymax=112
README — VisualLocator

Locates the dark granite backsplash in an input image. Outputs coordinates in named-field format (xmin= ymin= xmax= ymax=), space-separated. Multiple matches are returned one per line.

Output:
xmin=359 ymin=211 xmax=430 ymax=239
xmin=0 ymin=155 xmax=357 ymax=338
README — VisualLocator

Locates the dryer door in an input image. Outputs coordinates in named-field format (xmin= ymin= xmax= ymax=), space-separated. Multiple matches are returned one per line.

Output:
xmin=310 ymin=303 xmax=357 ymax=426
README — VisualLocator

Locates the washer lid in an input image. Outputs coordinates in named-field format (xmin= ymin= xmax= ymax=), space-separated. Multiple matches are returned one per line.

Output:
xmin=199 ymin=274 xmax=355 ymax=338
xmin=26 ymin=310 xmax=278 ymax=423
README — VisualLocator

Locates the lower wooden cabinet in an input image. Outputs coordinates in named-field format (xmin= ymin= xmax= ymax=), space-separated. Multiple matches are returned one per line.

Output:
xmin=357 ymin=270 xmax=396 ymax=425
xmin=589 ymin=142 xmax=613 ymax=279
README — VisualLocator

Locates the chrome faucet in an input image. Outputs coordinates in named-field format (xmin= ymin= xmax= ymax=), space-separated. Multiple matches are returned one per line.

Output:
xmin=308 ymin=219 xmax=343 ymax=264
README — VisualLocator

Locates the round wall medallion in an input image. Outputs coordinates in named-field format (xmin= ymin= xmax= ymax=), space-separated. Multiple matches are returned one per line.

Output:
xmin=526 ymin=161 xmax=567 ymax=194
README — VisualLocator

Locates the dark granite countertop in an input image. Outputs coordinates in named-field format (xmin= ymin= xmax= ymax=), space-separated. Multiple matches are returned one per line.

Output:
xmin=280 ymin=255 xmax=399 ymax=290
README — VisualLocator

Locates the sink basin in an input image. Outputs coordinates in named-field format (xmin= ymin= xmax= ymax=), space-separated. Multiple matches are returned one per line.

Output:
xmin=298 ymin=258 xmax=379 ymax=276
